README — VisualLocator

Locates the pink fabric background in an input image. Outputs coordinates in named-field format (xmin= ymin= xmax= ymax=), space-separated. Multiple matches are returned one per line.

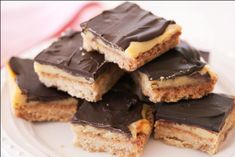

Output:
xmin=1 ymin=2 xmax=102 ymax=67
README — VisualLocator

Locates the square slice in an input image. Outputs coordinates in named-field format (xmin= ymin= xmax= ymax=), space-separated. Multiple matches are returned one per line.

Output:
xmin=154 ymin=93 xmax=235 ymax=155
xmin=71 ymin=79 xmax=153 ymax=157
xmin=81 ymin=2 xmax=181 ymax=71
xmin=7 ymin=57 xmax=78 ymax=122
xmin=34 ymin=31 xmax=124 ymax=102
xmin=132 ymin=41 xmax=217 ymax=103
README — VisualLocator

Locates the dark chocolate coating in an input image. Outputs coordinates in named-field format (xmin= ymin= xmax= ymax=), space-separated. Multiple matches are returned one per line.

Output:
xmin=199 ymin=51 xmax=210 ymax=63
xmin=9 ymin=57 xmax=70 ymax=102
xmin=138 ymin=41 xmax=207 ymax=80
xmin=155 ymin=93 xmax=234 ymax=132
xmin=81 ymin=2 xmax=175 ymax=50
xmin=35 ymin=31 xmax=116 ymax=80
xmin=71 ymin=77 xmax=143 ymax=136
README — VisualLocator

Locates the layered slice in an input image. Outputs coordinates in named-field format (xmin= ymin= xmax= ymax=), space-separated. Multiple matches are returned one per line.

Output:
xmin=81 ymin=2 xmax=181 ymax=71
xmin=132 ymin=41 xmax=217 ymax=103
xmin=7 ymin=57 xmax=78 ymax=122
xmin=71 ymin=79 xmax=153 ymax=157
xmin=154 ymin=93 xmax=235 ymax=155
xmin=34 ymin=31 xmax=123 ymax=102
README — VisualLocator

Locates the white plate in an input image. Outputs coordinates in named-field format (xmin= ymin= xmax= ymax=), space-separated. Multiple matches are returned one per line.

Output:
xmin=1 ymin=41 xmax=235 ymax=157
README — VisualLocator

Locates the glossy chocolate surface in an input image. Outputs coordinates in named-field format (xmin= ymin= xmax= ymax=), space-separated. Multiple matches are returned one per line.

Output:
xmin=138 ymin=41 xmax=207 ymax=80
xmin=72 ymin=76 xmax=143 ymax=136
xmin=199 ymin=51 xmax=210 ymax=63
xmin=35 ymin=31 xmax=116 ymax=80
xmin=155 ymin=93 xmax=234 ymax=132
xmin=81 ymin=2 xmax=175 ymax=50
xmin=9 ymin=57 xmax=70 ymax=102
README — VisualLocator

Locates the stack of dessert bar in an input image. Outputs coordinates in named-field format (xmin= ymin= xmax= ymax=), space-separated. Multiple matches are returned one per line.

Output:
xmin=7 ymin=2 xmax=235 ymax=157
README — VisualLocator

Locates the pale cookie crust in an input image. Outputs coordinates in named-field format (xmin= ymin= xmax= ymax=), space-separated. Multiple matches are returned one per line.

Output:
xmin=132 ymin=66 xmax=218 ymax=103
xmin=34 ymin=62 xmax=124 ymax=102
xmin=14 ymin=100 xmax=77 ymax=122
xmin=154 ymin=101 xmax=235 ymax=155
xmin=7 ymin=64 xmax=78 ymax=122
xmin=82 ymin=24 xmax=181 ymax=71
xmin=71 ymin=106 xmax=154 ymax=157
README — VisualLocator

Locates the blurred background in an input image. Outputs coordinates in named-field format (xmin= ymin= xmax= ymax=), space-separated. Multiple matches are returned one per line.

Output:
xmin=1 ymin=1 xmax=235 ymax=67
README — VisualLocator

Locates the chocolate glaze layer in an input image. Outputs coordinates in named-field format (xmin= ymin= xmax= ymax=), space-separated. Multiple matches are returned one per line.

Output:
xmin=71 ymin=76 xmax=143 ymax=136
xmin=9 ymin=57 xmax=70 ymax=102
xmin=199 ymin=51 xmax=210 ymax=63
xmin=35 ymin=31 xmax=116 ymax=80
xmin=138 ymin=41 xmax=207 ymax=80
xmin=155 ymin=93 xmax=234 ymax=132
xmin=81 ymin=2 xmax=175 ymax=50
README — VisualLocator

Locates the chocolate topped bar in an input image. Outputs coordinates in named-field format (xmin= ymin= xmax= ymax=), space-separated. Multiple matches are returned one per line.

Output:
xmin=9 ymin=57 xmax=70 ymax=102
xmin=155 ymin=93 xmax=234 ymax=132
xmin=71 ymin=80 xmax=143 ymax=136
xmin=81 ymin=2 xmax=175 ymax=50
xmin=138 ymin=41 xmax=207 ymax=80
xmin=35 ymin=31 xmax=114 ymax=80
